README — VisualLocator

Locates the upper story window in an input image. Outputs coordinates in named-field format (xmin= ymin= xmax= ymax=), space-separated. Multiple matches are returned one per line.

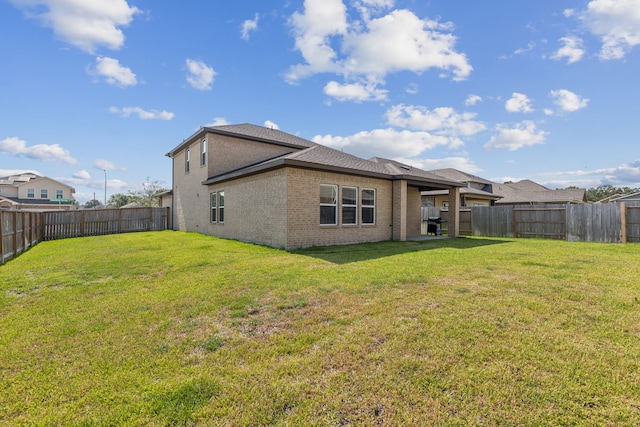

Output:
xmin=27 ymin=188 xmax=35 ymax=198
xmin=201 ymin=138 xmax=207 ymax=166
xmin=56 ymin=189 xmax=63 ymax=199
xmin=361 ymin=188 xmax=375 ymax=225
xmin=320 ymin=184 xmax=337 ymax=225
xmin=41 ymin=189 xmax=48 ymax=199
xmin=185 ymin=149 xmax=191 ymax=173
xmin=342 ymin=186 xmax=357 ymax=225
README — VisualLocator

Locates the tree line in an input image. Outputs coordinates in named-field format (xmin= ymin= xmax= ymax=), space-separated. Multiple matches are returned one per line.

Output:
xmin=84 ymin=178 xmax=168 ymax=209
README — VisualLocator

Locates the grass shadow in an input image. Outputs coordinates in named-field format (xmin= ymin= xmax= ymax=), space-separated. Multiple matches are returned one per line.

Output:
xmin=292 ymin=236 xmax=511 ymax=264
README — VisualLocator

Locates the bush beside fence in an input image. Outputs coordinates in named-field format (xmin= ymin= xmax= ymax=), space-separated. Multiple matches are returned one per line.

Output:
xmin=1 ymin=207 xmax=169 ymax=264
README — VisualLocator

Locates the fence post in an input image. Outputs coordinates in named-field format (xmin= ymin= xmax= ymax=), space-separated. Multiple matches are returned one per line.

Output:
xmin=0 ymin=211 xmax=4 ymax=264
xmin=620 ymin=202 xmax=627 ymax=244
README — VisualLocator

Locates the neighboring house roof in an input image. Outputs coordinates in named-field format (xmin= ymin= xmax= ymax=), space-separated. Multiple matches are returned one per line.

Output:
xmin=493 ymin=182 xmax=587 ymax=204
xmin=0 ymin=172 xmax=40 ymax=185
xmin=609 ymin=192 xmax=640 ymax=202
xmin=167 ymin=123 xmax=317 ymax=157
xmin=419 ymin=167 xmax=501 ymax=201
xmin=200 ymin=132 xmax=462 ymax=190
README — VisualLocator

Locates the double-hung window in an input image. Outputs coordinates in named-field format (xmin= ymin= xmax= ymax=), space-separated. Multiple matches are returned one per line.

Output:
xmin=56 ymin=189 xmax=63 ymax=199
xmin=341 ymin=186 xmax=357 ymax=225
xmin=27 ymin=188 xmax=35 ymax=198
xmin=201 ymin=138 xmax=207 ymax=166
xmin=40 ymin=189 xmax=48 ymax=199
xmin=185 ymin=149 xmax=190 ymax=173
xmin=218 ymin=192 xmax=225 ymax=223
xmin=320 ymin=184 xmax=337 ymax=225
xmin=210 ymin=192 xmax=217 ymax=223
xmin=361 ymin=188 xmax=375 ymax=225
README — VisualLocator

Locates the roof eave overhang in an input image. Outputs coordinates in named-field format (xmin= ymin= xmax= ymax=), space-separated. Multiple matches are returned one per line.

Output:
xmin=203 ymin=160 xmax=460 ymax=189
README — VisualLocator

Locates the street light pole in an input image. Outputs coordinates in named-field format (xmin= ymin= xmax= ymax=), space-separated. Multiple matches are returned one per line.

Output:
xmin=103 ymin=169 xmax=107 ymax=207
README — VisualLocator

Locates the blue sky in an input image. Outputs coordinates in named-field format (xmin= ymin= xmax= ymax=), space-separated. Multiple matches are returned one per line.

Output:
xmin=1 ymin=0 xmax=639 ymax=204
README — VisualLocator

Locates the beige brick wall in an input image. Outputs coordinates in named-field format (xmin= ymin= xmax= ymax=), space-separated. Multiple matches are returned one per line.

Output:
xmin=285 ymin=168 xmax=393 ymax=249
xmin=407 ymin=186 xmax=422 ymax=237
xmin=172 ymin=141 xmax=210 ymax=232
xmin=204 ymin=169 xmax=288 ymax=248
xmin=206 ymin=132 xmax=294 ymax=178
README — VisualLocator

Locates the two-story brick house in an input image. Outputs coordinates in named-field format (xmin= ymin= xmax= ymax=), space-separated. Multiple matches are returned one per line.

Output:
xmin=166 ymin=123 xmax=462 ymax=249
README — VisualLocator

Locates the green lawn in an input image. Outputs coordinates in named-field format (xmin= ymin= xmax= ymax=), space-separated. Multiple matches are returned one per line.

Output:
xmin=1 ymin=231 xmax=639 ymax=426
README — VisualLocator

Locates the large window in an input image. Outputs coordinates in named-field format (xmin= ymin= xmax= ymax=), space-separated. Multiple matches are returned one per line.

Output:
xmin=27 ymin=188 xmax=35 ymax=198
xmin=210 ymin=192 xmax=217 ymax=223
xmin=320 ymin=184 xmax=338 ymax=225
xmin=361 ymin=188 xmax=375 ymax=225
xmin=40 ymin=189 xmax=48 ymax=199
xmin=185 ymin=149 xmax=190 ymax=172
xmin=218 ymin=191 xmax=225 ymax=223
xmin=201 ymin=138 xmax=207 ymax=166
xmin=56 ymin=189 xmax=63 ymax=199
xmin=341 ymin=186 xmax=357 ymax=225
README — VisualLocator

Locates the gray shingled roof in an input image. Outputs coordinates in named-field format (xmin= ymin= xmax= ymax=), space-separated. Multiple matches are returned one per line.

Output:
xmin=203 ymin=139 xmax=460 ymax=189
xmin=167 ymin=123 xmax=317 ymax=157
xmin=493 ymin=182 xmax=586 ymax=204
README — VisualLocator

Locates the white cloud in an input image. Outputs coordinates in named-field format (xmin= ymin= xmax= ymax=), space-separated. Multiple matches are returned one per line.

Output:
xmin=549 ymin=89 xmax=589 ymax=112
xmin=581 ymin=0 xmax=640 ymax=60
xmin=73 ymin=170 xmax=92 ymax=180
xmin=538 ymin=160 xmax=640 ymax=187
xmin=287 ymin=0 xmax=348 ymax=81
xmin=386 ymin=104 xmax=485 ymax=139
xmin=206 ymin=117 xmax=230 ymax=127
xmin=109 ymin=106 xmax=174 ymax=120
xmin=185 ymin=59 xmax=216 ymax=91
xmin=0 ymin=136 xmax=77 ymax=164
xmin=324 ymin=80 xmax=388 ymax=102
xmin=241 ymin=13 xmax=259 ymax=40
xmin=464 ymin=94 xmax=482 ymax=106
xmin=313 ymin=128 xmax=452 ymax=160
xmin=264 ymin=120 xmax=279 ymax=130
xmin=91 ymin=56 xmax=137 ymax=87
xmin=8 ymin=0 xmax=139 ymax=53
xmin=286 ymin=2 xmax=471 ymax=90
xmin=93 ymin=159 xmax=123 ymax=171
xmin=505 ymin=92 xmax=534 ymax=113
xmin=484 ymin=121 xmax=548 ymax=151
xmin=552 ymin=36 xmax=585 ymax=63
xmin=0 ymin=168 xmax=41 ymax=176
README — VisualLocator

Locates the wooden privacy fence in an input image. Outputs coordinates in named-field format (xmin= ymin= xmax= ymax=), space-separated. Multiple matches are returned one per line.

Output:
xmin=422 ymin=202 xmax=640 ymax=243
xmin=1 ymin=207 xmax=169 ymax=264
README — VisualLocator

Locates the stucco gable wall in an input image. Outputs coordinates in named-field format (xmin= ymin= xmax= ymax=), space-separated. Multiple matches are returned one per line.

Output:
xmin=206 ymin=132 xmax=298 ymax=178
xmin=16 ymin=177 xmax=74 ymax=200
xmin=285 ymin=168 xmax=393 ymax=249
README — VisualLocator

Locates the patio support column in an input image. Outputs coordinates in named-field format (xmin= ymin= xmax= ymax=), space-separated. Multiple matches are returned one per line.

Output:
xmin=392 ymin=179 xmax=407 ymax=241
xmin=448 ymin=186 xmax=460 ymax=237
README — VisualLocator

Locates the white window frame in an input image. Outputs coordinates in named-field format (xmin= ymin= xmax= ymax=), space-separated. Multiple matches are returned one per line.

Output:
xmin=56 ymin=189 xmax=63 ymax=199
xmin=40 ymin=189 xmax=48 ymax=199
xmin=210 ymin=192 xmax=217 ymax=223
xmin=320 ymin=184 xmax=338 ymax=225
xmin=341 ymin=186 xmax=358 ymax=225
xmin=185 ymin=148 xmax=190 ymax=173
xmin=27 ymin=188 xmax=35 ymax=198
xmin=218 ymin=191 xmax=225 ymax=224
xmin=201 ymin=138 xmax=207 ymax=166
xmin=361 ymin=188 xmax=376 ymax=225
